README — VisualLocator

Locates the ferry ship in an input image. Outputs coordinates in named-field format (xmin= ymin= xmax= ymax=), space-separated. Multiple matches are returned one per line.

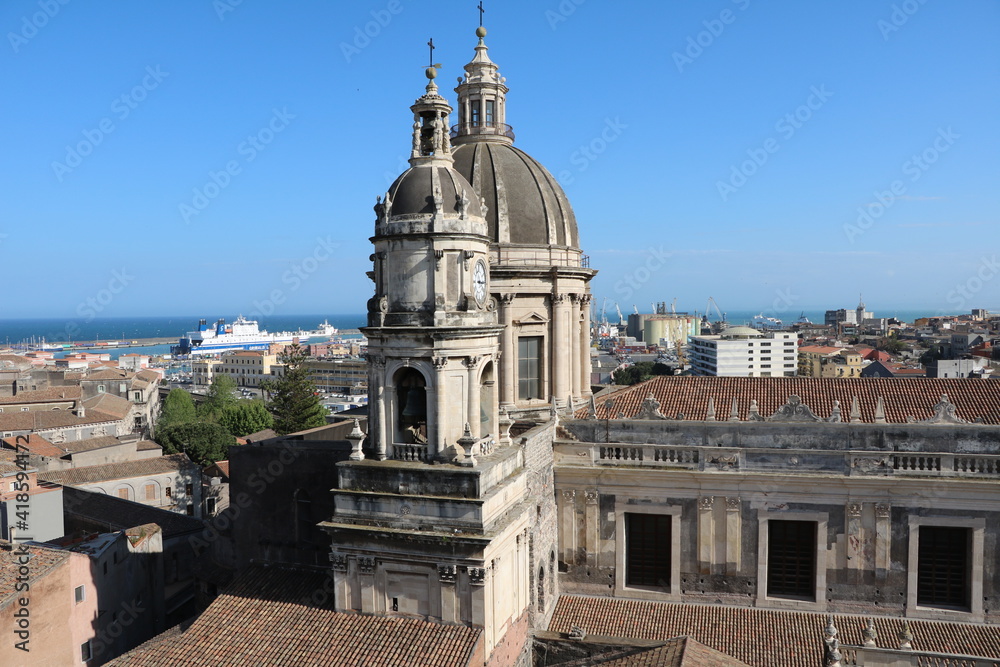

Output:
xmin=170 ymin=316 xmax=338 ymax=356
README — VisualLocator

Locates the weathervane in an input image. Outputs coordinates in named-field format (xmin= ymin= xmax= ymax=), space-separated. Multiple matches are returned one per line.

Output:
xmin=478 ymin=1 xmax=485 ymax=26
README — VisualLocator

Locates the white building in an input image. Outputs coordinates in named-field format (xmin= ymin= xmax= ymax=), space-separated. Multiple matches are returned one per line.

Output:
xmin=688 ymin=326 xmax=798 ymax=377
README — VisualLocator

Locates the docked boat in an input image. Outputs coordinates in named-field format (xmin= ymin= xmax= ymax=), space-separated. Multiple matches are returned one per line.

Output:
xmin=170 ymin=316 xmax=294 ymax=356
xmin=751 ymin=313 xmax=783 ymax=330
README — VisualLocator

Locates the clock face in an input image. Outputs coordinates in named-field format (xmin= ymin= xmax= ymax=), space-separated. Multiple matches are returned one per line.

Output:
xmin=473 ymin=260 xmax=487 ymax=303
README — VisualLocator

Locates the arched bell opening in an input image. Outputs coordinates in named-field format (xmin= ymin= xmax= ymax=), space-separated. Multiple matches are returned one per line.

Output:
xmin=394 ymin=368 xmax=428 ymax=445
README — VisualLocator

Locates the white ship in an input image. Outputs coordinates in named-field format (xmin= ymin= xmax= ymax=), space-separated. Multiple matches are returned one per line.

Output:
xmin=171 ymin=316 xmax=337 ymax=356
xmin=751 ymin=313 xmax=784 ymax=330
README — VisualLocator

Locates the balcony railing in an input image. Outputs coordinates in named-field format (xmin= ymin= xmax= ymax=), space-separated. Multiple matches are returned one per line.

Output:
xmin=450 ymin=122 xmax=515 ymax=140
xmin=392 ymin=442 xmax=429 ymax=462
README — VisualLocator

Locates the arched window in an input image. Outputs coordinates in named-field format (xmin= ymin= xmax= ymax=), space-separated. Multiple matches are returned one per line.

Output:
xmin=395 ymin=368 xmax=427 ymax=445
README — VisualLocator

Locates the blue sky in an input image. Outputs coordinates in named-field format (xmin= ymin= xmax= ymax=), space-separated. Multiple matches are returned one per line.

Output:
xmin=1 ymin=0 xmax=998 ymax=321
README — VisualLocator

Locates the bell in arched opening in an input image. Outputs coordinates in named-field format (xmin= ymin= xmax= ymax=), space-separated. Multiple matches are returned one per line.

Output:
xmin=401 ymin=387 xmax=427 ymax=419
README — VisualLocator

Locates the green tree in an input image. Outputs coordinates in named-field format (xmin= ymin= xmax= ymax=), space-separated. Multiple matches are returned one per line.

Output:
xmin=260 ymin=344 xmax=328 ymax=435
xmin=157 ymin=421 xmax=235 ymax=466
xmin=875 ymin=336 xmax=906 ymax=355
xmin=613 ymin=362 xmax=656 ymax=385
xmin=157 ymin=389 xmax=197 ymax=430
xmin=651 ymin=362 xmax=673 ymax=377
xmin=219 ymin=400 xmax=274 ymax=437
xmin=199 ymin=375 xmax=239 ymax=421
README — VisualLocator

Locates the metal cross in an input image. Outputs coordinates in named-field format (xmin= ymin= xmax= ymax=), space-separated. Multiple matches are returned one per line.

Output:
xmin=478 ymin=1 xmax=485 ymax=26
xmin=427 ymin=38 xmax=435 ymax=67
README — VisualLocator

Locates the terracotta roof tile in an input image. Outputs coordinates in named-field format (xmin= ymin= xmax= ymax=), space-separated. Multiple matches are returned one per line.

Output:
xmin=39 ymin=453 xmax=195 ymax=486
xmin=108 ymin=565 xmax=483 ymax=666
xmin=549 ymin=596 xmax=1000 ymax=667
xmin=0 ymin=386 xmax=81 ymax=404
xmin=581 ymin=377 xmax=1000 ymax=424
xmin=1 ymin=433 xmax=64 ymax=458
xmin=0 ymin=542 xmax=70 ymax=607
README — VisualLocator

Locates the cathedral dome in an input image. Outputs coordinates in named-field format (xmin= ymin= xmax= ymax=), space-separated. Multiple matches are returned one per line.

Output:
xmin=452 ymin=142 xmax=578 ymax=248
xmin=386 ymin=165 xmax=483 ymax=219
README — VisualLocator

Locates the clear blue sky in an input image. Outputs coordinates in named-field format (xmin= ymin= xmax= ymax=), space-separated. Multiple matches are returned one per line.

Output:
xmin=2 ymin=0 xmax=998 ymax=320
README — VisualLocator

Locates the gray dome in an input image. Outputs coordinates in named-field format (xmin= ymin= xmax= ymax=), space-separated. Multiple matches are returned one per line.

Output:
xmin=452 ymin=142 xmax=578 ymax=248
xmin=387 ymin=166 xmax=483 ymax=218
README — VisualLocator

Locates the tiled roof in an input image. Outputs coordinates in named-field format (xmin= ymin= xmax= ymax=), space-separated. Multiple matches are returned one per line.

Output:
xmin=549 ymin=596 xmax=1000 ymax=667
xmin=108 ymin=565 xmax=483 ymax=666
xmin=83 ymin=369 xmax=134 ymax=381
xmin=61 ymin=486 xmax=203 ymax=538
xmin=798 ymin=346 xmax=841 ymax=355
xmin=580 ymin=376 xmax=1000 ymax=424
xmin=204 ymin=460 xmax=230 ymax=479
xmin=0 ymin=542 xmax=70 ymax=607
xmin=0 ymin=407 xmax=120 ymax=432
xmin=82 ymin=392 xmax=132 ymax=420
xmin=136 ymin=439 xmax=161 ymax=451
xmin=1 ymin=433 xmax=64 ymax=458
xmin=39 ymin=453 xmax=194 ymax=486
xmin=0 ymin=386 xmax=81 ymax=404
xmin=61 ymin=435 xmax=126 ymax=454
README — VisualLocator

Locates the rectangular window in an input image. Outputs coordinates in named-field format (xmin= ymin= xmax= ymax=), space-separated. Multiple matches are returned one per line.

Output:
xmin=470 ymin=100 xmax=481 ymax=126
xmin=81 ymin=640 xmax=92 ymax=662
xmin=485 ymin=99 xmax=495 ymax=125
xmin=75 ymin=585 xmax=86 ymax=604
xmin=918 ymin=526 xmax=970 ymax=609
xmin=625 ymin=513 xmax=670 ymax=588
xmin=767 ymin=520 xmax=816 ymax=599
xmin=517 ymin=336 xmax=543 ymax=400
xmin=117 ymin=488 xmax=129 ymax=500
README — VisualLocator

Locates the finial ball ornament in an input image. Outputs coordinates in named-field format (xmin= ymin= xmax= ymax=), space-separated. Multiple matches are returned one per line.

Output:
xmin=425 ymin=66 xmax=437 ymax=79
xmin=476 ymin=26 xmax=487 ymax=38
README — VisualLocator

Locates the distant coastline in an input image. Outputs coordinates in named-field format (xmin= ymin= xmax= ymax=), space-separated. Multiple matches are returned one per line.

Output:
xmin=0 ymin=314 xmax=368 ymax=349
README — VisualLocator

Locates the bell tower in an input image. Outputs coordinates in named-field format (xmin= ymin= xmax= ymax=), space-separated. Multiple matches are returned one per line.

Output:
xmin=324 ymin=55 xmax=543 ymax=659
xmin=363 ymin=62 xmax=503 ymax=463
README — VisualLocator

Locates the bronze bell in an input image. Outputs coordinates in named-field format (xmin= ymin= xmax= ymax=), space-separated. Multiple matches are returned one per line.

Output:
xmin=401 ymin=387 xmax=426 ymax=418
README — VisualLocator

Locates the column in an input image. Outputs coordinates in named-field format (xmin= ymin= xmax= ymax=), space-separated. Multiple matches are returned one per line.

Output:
xmin=846 ymin=502 xmax=863 ymax=578
xmin=465 ymin=356 xmax=480 ymax=438
xmin=559 ymin=490 xmax=578 ymax=565
xmin=570 ymin=295 xmax=581 ymax=400
xmin=697 ymin=496 xmax=714 ymax=575
xmin=372 ymin=357 xmax=388 ymax=460
xmin=725 ymin=497 xmax=741 ymax=575
xmin=501 ymin=294 xmax=516 ymax=408
xmin=584 ymin=489 xmax=599 ymax=568
xmin=552 ymin=293 xmax=568 ymax=407
xmin=432 ymin=357 xmax=448 ymax=459
xmin=579 ymin=294 xmax=592 ymax=399
xmin=875 ymin=503 xmax=891 ymax=579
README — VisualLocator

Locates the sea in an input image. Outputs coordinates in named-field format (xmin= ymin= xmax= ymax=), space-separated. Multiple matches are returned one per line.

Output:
xmin=0 ymin=308 xmax=963 ymax=360
xmin=0 ymin=314 xmax=367 ymax=360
